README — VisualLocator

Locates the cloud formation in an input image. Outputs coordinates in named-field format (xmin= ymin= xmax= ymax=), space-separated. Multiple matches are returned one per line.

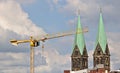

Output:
xmin=0 ymin=48 xmax=70 ymax=73
xmin=0 ymin=0 xmax=120 ymax=73
xmin=107 ymin=32 xmax=120 ymax=70
xmin=0 ymin=52 xmax=29 ymax=73
xmin=35 ymin=49 xmax=70 ymax=73
xmin=0 ymin=0 xmax=46 ymax=37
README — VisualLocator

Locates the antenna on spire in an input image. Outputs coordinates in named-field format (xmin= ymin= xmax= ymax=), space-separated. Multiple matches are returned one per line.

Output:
xmin=100 ymin=7 xmax=102 ymax=13
xmin=78 ymin=8 xmax=80 ymax=16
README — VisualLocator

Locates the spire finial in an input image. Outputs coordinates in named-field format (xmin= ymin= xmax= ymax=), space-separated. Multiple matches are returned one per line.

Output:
xmin=100 ymin=7 xmax=102 ymax=13
xmin=73 ymin=8 xmax=85 ymax=55
xmin=78 ymin=9 xmax=80 ymax=15
xmin=95 ymin=7 xmax=107 ymax=53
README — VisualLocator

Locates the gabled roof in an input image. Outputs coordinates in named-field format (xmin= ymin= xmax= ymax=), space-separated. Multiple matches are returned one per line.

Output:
xmin=95 ymin=10 xmax=107 ymax=53
xmin=73 ymin=14 xmax=85 ymax=55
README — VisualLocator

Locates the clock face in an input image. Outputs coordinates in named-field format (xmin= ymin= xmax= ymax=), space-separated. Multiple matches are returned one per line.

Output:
xmin=72 ymin=58 xmax=80 ymax=68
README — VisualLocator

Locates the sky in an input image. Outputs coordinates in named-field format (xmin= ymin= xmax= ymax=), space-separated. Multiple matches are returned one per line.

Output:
xmin=0 ymin=0 xmax=120 ymax=73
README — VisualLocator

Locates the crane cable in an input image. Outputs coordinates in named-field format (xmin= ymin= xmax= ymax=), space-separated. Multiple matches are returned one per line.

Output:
xmin=41 ymin=42 xmax=45 ymax=65
xmin=42 ymin=42 xmax=44 ymax=54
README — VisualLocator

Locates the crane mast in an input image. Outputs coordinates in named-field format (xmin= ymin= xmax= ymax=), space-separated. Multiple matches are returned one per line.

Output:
xmin=30 ymin=37 xmax=35 ymax=73
xmin=10 ymin=27 xmax=88 ymax=73
xmin=30 ymin=43 xmax=34 ymax=73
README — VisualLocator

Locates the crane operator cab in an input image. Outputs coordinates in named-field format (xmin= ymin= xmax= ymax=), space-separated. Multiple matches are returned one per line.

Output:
xmin=30 ymin=40 xmax=39 ymax=47
xmin=30 ymin=36 xmax=40 ymax=47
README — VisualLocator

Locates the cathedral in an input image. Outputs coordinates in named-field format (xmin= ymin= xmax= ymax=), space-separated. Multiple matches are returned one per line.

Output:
xmin=71 ymin=12 xmax=88 ymax=71
xmin=65 ymin=9 xmax=111 ymax=73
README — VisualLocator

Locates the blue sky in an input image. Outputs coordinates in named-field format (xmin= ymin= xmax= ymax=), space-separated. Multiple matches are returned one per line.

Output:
xmin=0 ymin=0 xmax=120 ymax=73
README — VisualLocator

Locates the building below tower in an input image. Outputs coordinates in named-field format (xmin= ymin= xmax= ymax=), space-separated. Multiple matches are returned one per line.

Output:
xmin=71 ymin=12 xmax=88 ymax=71
xmin=93 ymin=9 xmax=110 ymax=71
xmin=64 ymin=64 xmax=110 ymax=73
xmin=110 ymin=70 xmax=120 ymax=73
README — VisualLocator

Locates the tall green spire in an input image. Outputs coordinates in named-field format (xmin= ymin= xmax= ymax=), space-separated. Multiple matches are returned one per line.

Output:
xmin=95 ymin=9 xmax=107 ymax=53
xmin=74 ymin=14 xmax=85 ymax=55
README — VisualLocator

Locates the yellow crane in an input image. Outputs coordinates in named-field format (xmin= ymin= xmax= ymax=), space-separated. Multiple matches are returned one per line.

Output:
xmin=10 ymin=27 xmax=88 ymax=73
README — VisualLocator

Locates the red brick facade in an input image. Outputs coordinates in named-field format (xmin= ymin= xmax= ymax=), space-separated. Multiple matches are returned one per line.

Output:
xmin=64 ymin=70 xmax=70 ymax=73
xmin=89 ymin=68 xmax=109 ymax=73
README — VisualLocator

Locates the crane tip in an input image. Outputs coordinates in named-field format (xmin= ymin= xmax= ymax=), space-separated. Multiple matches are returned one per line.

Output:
xmin=10 ymin=40 xmax=18 ymax=46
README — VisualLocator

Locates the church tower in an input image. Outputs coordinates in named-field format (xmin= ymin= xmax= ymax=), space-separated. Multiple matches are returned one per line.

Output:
xmin=71 ymin=13 xmax=88 ymax=71
xmin=93 ymin=9 xmax=110 ymax=71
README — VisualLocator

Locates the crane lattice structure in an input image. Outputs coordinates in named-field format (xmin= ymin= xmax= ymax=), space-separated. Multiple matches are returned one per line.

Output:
xmin=10 ymin=27 xmax=88 ymax=73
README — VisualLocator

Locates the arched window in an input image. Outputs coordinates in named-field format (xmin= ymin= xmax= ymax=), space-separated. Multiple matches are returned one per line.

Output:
xmin=96 ymin=58 xmax=99 ymax=64
xmin=75 ymin=51 xmax=79 ymax=56
xmin=97 ymin=48 xmax=101 ymax=55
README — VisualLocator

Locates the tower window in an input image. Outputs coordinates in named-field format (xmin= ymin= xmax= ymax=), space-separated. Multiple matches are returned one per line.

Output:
xmin=97 ymin=50 xmax=101 ymax=55
xmin=96 ymin=58 xmax=99 ymax=64
xmin=75 ymin=51 xmax=79 ymax=55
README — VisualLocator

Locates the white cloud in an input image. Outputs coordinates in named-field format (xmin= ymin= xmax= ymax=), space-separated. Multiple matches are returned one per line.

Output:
xmin=61 ymin=0 xmax=89 ymax=14
xmin=0 ymin=0 xmax=36 ymax=4
xmin=49 ymin=0 xmax=96 ymax=15
xmin=0 ymin=52 xmax=29 ymax=73
xmin=49 ymin=0 xmax=117 ymax=16
xmin=0 ymin=67 xmax=27 ymax=73
xmin=35 ymin=49 xmax=71 ymax=73
xmin=0 ymin=0 xmax=46 ymax=37
xmin=53 ymin=0 xmax=58 ymax=5
xmin=0 ymin=48 xmax=71 ymax=73
xmin=0 ymin=1 xmax=70 ymax=72
xmin=107 ymin=32 xmax=120 ymax=70
xmin=0 ymin=0 xmax=120 ymax=72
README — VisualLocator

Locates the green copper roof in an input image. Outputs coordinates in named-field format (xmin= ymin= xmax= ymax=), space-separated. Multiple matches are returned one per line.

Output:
xmin=74 ymin=15 xmax=85 ymax=55
xmin=95 ymin=11 xmax=107 ymax=53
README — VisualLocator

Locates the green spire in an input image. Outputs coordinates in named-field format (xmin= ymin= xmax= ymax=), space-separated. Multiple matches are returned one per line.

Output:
xmin=74 ymin=14 xmax=85 ymax=55
xmin=95 ymin=9 xmax=107 ymax=53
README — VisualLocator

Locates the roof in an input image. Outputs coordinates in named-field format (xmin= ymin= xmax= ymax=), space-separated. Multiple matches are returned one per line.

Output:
xmin=95 ymin=11 xmax=107 ymax=53
xmin=73 ymin=14 xmax=85 ymax=55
